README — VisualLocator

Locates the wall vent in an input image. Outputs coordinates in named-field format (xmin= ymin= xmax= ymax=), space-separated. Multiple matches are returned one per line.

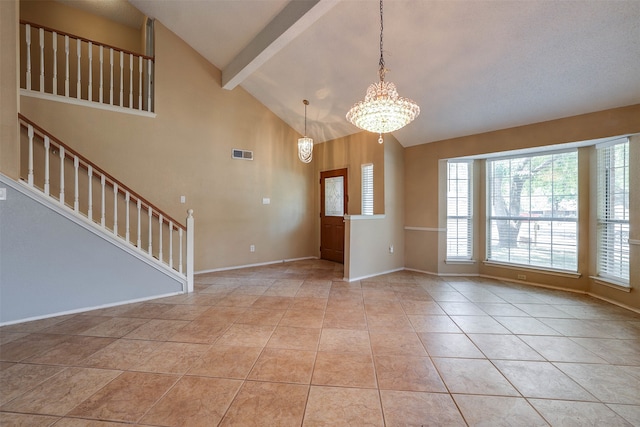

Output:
xmin=232 ymin=149 xmax=253 ymax=160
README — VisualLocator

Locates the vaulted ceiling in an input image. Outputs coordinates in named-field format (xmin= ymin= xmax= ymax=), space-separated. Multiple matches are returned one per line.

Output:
xmin=96 ymin=0 xmax=640 ymax=147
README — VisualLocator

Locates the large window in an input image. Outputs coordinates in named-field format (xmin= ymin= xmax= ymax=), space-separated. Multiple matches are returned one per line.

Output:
xmin=362 ymin=164 xmax=374 ymax=215
xmin=447 ymin=161 xmax=473 ymax=259
xmin=596 ymin=139 xmax=630 ymax=283
xmin=487 ymin=151 xmax=578 ymax=271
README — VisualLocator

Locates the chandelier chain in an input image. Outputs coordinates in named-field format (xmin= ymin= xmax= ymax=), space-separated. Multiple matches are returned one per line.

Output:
xmin=345 ymin=0 xmax=420 ymax=139
xmin=378 ymin=0 xmax=385 ymax=81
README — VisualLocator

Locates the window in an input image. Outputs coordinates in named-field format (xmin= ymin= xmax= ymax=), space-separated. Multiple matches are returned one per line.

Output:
xmin=596 ymin=139 xmax=630 ymax=283
xmin=362 ymin=164 xmax=373 ymax=215
xmin=487 ymin=151 xmax=578 ymax=271
xmin=447 ymin=161 xmax=472 ymax=259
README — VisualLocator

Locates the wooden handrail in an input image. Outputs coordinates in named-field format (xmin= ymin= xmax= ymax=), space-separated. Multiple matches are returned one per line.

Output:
xmin=18 ymin=113 xmax=184 ymax=230
xmin=20 ymin=20 xmax=154 ymax=61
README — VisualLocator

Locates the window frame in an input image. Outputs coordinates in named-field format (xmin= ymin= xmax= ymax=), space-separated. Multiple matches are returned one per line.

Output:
xmin=486 ymin=150 xmax=579 ymax=272
xmin=361 ymin=163 xmax=374 ymax=216
xmin=596 ymin=138 xmax=630 ymax=285
xmin=446 ymin=160 xmax=473 ymax=261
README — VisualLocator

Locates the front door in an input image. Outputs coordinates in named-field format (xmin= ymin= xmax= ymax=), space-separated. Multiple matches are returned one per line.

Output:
xmin=320 ymin=168 xmax=348 ymax=263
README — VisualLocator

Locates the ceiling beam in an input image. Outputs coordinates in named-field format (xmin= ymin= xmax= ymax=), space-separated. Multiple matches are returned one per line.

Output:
xmin=221 ymin=0 xmax=337 ymax=90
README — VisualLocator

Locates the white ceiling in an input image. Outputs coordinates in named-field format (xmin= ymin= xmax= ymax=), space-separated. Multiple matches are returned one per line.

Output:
xmin=121 ymin=0 xmax=638 ymax=147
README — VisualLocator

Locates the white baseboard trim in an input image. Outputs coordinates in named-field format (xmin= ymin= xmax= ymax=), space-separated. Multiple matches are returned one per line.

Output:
xmin=479 ymin=274 xmax=586 ymax=295
xmin=345 ymin=267 xmax=405 ymax=283
xmin=585 ymin=292 xmax=640 ymax=315
xmin=196 ymin=256 xmax=318 ymax=275
xmin=404 ymin=267 xmax=640 ymax=315
xmin=403 ymin=268 xmax=439 ymax=276
xmin=0 ymin=291 xmax=183 ymax=327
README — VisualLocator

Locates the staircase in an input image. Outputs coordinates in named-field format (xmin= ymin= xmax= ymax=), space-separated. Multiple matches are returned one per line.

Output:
xmin=0 ymin=115 xmax=194 ymax=325
xmin=0 ymin=19 xmax=194 ymax=325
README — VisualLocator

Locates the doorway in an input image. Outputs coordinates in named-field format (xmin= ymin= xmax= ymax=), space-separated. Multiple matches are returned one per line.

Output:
xmin=320 ymin=168 xmax=348 ymax=263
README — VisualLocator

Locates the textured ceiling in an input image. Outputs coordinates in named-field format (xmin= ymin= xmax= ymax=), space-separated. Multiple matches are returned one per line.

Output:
xmin=124 ymin=0 xmax=640 ymax=147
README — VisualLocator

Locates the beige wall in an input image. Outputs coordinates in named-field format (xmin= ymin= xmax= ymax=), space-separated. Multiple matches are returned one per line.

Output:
xmin=14 ymin=3 xmax=316 ymax=271
xmin=349 ymin=135 xmax=405 ymax=280
xmin=0 ymin=0 xmax=20 ymax=179
xmin=315 ymin=132 xmax=403 ymax=280
xmin=313 ymin=132 xmax=385 ymax=216
xmin=405 ymin=104 xmax=640 ymax=310
xmin=19 ymin=1 xmax=145 ymax=106
xmin=20 ymin=1 xmax=143 ymax=54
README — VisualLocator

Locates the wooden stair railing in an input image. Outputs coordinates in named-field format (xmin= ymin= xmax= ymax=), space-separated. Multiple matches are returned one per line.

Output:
xmin=20 ymin=20 xmax=154 ymax=114
xmin=18 ymin=114 xmax=193 ymax=291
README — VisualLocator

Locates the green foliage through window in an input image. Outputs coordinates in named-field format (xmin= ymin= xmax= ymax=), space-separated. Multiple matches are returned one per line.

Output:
xmin=487 ymin=151 xmax=578 ymax=271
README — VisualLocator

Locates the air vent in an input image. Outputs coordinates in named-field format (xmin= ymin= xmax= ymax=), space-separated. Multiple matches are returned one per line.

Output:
xmin=232 ymin=149 xmax=253 ymax=160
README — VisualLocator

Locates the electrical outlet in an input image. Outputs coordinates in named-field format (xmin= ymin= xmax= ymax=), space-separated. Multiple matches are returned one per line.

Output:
xmin=180 ymin=195 xmax=186 ymax=204
xmin=517 ymin=274 xmax=526 ymax=280
xmin=0 ymin=188 xmax=6 ymax=200
xmin=389 ymin=245 xmax=394 ymax=254
xmin=250 ymin=245 xmax=255 ymax=253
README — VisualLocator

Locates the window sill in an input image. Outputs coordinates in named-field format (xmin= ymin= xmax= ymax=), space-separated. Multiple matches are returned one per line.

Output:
xmin=589 ymin=276 xmax=631 ymax=293
xmin=483 ymin=261 xmax=581 ymax=279
xmin=445 ymin=259 xmax=476 ymax=265
xmin=404 ymin=226 xmax=446 ymax=232
xmin=344 ymin=214 xmax=386 ymax=221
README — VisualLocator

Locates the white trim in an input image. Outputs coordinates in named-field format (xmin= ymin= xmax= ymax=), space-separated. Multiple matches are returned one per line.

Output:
xmin=629 ymin=239 xmax=640 ymax=246
xmin=480 ymin=274 xmax=588 ymax=294
xmin=445 ymin=259 xmax=477 ymax=265
xmin=595 ymin=136 xmax=630 ymax=149
xmin=0 ymin=291 xmax=182 ymax=327
xmin=196 ymin=256 xmax=317 ymax=275
xmin=586 ymin=292 xmax=640 ymax=315
xmin=345 ymin=267 xmax=404 ymax=282
xmin=454 ymin=135 xmax=633 ymax=161
xmin=404 ymin=226 xmax=446 ymax=232
xmin=482 ymin=260 xmax=581 ymax=279
xmin=589 ymin=276 xmax=631 ymax=292
xmin=403 ymin=267 xmax=439 ymax=276
xmin=344 ymin=214 xmax=385 ymax=221
xmin=21 ymin=89 xmax=156 ymax=118
xmin=3 ymin=176 xmax=186 ymax=286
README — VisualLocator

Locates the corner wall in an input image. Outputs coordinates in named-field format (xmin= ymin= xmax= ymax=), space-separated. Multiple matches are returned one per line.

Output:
xmin=314 ymin=132 xmax=404 ymax=280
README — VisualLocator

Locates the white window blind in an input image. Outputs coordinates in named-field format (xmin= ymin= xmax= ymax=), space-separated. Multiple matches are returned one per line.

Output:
xmin=487 ymin=151 xmax=578 ymax=271
xmin=446 ymin=161 xmax=472 ymax=259
xmin=362 ymin=164 xmax=373 ymax=215
xmin=596 ymin=139 xmax=630 ymax=283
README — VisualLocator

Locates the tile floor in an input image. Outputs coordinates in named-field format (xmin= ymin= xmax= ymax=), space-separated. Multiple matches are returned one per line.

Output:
xmin=1 ymin=259 xmax=640 ymax=426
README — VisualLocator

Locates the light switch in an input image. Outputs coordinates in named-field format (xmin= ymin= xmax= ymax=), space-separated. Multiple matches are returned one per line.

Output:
xmin=0 ymin=188 xmax=6 ymax=200
xmin=262 ymin=198 xmax=270 ymax=205
xmin=180 ymin=195 xmax=186 ymax=204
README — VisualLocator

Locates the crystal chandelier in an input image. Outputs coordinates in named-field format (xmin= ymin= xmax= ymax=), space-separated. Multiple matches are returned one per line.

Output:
xmin=298 ymin=99 xmax=313 ymax=163
xmin=346 ymin=0 xmax=420 ymax=144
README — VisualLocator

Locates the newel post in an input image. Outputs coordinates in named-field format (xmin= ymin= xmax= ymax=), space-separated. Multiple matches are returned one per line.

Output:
xmin=186 ymin=209 xmax=195 ymax=293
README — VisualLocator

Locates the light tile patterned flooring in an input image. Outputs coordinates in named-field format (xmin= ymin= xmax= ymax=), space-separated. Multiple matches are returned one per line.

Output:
xmin=1 ymin=259 xmax=640 ymax=426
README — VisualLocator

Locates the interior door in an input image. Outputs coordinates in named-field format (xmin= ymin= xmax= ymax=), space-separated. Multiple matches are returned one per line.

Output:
xmin=320 ymin=168 xmax=348 ymax=263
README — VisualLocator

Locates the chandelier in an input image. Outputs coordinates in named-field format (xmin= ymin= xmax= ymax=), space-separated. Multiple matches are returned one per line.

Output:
xmin=298 ymin=99 xmax=313 ymax=163
xmin=346 ymin=0 xmax=420 ymax=144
